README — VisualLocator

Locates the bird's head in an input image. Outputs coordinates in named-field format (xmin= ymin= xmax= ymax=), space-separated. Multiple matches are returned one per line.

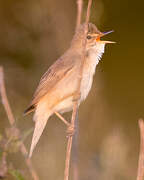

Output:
xmin=71 ymin=23 xmax=115 ymax=51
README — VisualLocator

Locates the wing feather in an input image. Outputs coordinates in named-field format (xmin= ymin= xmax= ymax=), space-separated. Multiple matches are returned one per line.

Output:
xmin=29 ymin=52 xmax=80 ymax=108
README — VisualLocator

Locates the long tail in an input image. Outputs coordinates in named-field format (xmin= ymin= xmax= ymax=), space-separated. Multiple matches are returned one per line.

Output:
xmin=29 ymin=104 xmax=52 ymax=158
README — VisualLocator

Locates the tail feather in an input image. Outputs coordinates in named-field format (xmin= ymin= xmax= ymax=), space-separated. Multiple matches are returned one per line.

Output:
xmin=24 ymin=104 xmax=35 ymax=115
xmin=29 ymin=107 xmax=52 ymax=157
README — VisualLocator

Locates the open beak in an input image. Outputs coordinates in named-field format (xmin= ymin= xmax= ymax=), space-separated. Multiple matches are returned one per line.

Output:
xmin=97 ymin=30 xmax=115 ymax=44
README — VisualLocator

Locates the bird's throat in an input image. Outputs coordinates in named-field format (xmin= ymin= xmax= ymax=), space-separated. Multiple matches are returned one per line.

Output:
xmin=87 ymin=43 xmax=105 ymax=70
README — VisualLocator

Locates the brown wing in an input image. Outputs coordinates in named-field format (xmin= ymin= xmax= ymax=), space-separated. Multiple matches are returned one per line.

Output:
xmin=32 ymin=59 xmax=74 ymax=105
xmin=24 ymin=52 xmax=79 ymax=115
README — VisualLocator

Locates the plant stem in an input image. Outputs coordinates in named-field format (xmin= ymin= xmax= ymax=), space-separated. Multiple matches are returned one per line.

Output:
xmin=137 ymin=119 xmax=144 ymax=180
xmin=64 ymin=0 xmax=93 ymax=180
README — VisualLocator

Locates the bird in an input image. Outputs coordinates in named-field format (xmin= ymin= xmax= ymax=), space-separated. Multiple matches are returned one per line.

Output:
xmin=24 ymin=23 xmax=114 ymax=157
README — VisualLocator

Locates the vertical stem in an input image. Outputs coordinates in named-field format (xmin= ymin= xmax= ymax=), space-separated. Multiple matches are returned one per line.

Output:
xmin=72 ymin=111 xmax=79 ymax=180
xmin=0 ymin=67 xmax=15 ymax=126
xmin=64 ymin=137 xmax=73 ymax=180
xmin=64 ymin=0 xmax=93 ymax=180
xmin=64 ymin=102 xmax=78 ymax=180
xmin=74 ymin=0 xmax=83 ymax=178
xmin=137 ymin=119 xmax=144 ymax=180
xmin=76 ymin=0 xmax=83 ymax=31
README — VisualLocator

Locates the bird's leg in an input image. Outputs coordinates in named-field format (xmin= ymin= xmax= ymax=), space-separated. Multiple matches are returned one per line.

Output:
xmin=55 ymin=112 xmax=70 ymax=126
xmin=54 ymin=112 xmax=75 ymax=137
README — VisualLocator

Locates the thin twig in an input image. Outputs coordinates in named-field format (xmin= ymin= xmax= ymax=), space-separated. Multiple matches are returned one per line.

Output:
xmin=0 ymin=68 xmax=15 ymax=126
xmin=64 ymin=1 xmax=93 ymax=180
xmin=137 ymin=119 xmax=144 ymax=180
xmin=72 ymin=110 xmax=79 ymax=180
xmin=76 ymin=0 xmax=83 ymax=31
xmin=73 ymin=1 xmax=83 ymax=180
xmin=0 ymin=66 xmax=39 ymax=180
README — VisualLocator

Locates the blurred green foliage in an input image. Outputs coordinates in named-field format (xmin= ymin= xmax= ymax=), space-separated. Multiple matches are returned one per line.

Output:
xmin=9 ymin=169 xmax=25 ymax=180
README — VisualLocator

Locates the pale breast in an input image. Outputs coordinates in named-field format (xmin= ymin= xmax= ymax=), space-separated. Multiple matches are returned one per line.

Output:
xmin=80 ymin=44 xmax=105 ymax=101
xmin=51 ymin=44 xmax=105 ymax=114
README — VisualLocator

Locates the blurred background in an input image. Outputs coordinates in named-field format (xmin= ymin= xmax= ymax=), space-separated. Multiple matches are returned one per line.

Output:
xmin=0 ymin=0 xmax=144 ymax=179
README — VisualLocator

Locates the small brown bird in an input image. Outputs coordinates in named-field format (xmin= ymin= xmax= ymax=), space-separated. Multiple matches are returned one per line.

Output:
xmin=24 ymin=23 xmax=114 ymax=157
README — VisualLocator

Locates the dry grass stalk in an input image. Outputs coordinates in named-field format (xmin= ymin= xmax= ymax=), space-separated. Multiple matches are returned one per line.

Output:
xmin=64 ymin=0 xmax=93 ymax=180
xmin=73 ymin=1 xmax=83 ymax=180
xmin=76 ymin=0 xmax=83 ymax=31
xmin=137 ymin=119 xmax=144 ymax=180
xmin=0 ymin=66 xmax=39 ymax=180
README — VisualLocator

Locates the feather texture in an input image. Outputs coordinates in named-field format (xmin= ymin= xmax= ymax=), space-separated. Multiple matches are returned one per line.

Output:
xmin=24 ymin=23 xmax=110 ymax=157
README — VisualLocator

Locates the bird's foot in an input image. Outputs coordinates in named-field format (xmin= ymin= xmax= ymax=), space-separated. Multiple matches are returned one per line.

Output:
xmin=66 ymin=124 xmax=75 ymax=137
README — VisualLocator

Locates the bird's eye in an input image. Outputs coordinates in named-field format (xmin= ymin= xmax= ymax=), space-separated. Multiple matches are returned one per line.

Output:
xmin=87 ymin=35 xmax=92 ymax=40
